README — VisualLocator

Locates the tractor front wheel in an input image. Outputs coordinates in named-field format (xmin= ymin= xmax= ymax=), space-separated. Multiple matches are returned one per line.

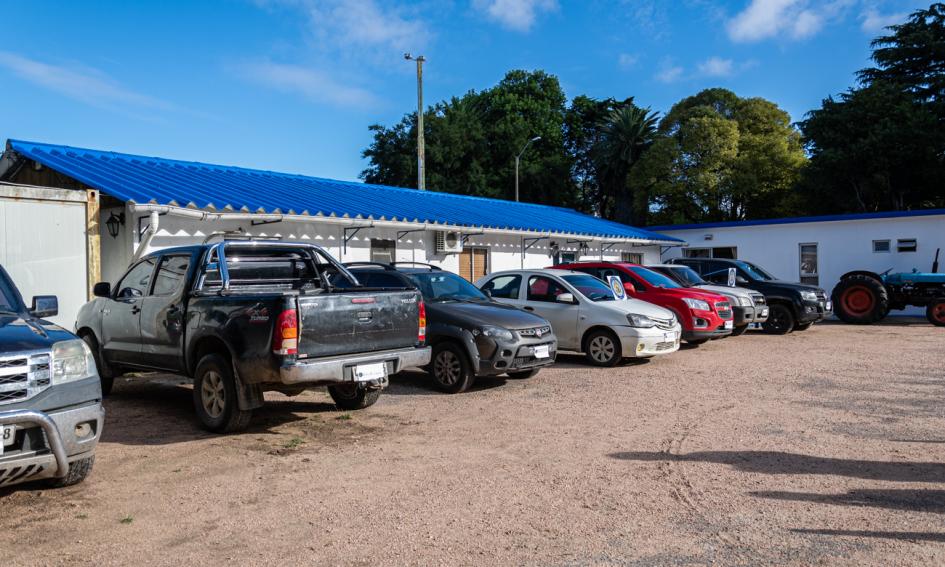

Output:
xmin=927 ymin=299 xmax=945 ymax=327
xmin=831 ymin=275 xmax=889 ymax=324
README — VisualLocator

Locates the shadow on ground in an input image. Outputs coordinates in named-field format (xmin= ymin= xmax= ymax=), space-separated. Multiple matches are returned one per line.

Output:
xmin=101 ymin=375 xmax=340 ymax=446
xmin=609 ymin=450 xmax=945 ymax=483
xmin=753 ymin=489 xmax=945 ymax=514
xmin=386 ymin=370 xmax=508 ymax=396
xmin=792 ymin=529 xmax=945 ymax=542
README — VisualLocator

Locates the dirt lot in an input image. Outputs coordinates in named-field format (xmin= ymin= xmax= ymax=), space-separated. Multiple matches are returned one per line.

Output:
xmin=3 ymin=321 xmax=944 ymax=566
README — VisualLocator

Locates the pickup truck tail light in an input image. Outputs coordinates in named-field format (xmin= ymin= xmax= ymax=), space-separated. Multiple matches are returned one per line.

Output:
xmin=273 ymin=308 xmax=298 ymax=355
xmin=418 ymin=300 xmax=427 ymax=343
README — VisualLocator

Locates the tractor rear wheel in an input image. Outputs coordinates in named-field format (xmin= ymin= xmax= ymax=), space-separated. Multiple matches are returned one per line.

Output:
xmin=832 ymin=275 xmax=889 ymax=324
xmin=927 ymin=299 xmax=945 ymax=327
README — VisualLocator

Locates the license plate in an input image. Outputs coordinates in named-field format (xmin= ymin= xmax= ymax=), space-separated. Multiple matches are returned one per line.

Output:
xmin=533 ymin=345 xmax=550 ymax=359
xmin=353 ymin=362 xmax=386 ymax=381
xmin=826 ymin=301 xmax=832 ymax=311
xmin=1 ymin=425 xmax=14 ymax=454
xmin=761 ymin=308 xmax=769 ymax=317
xmin=724 ymin=320 xmax=733 ymax=330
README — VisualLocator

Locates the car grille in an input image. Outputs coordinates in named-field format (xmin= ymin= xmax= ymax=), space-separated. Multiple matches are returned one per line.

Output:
xmin=751 ymin=294 xmax=766 ymax=307
xmin=512 ymin=342 xmax=556 ymax=367
xmin=815 ymin=291 xmax=827 ymax=302
xmin=654 ymin=341 xmax=676 ymax=351
xmin=650 ymin=317 xmax=676 ymax=330
xmin=0 ymin=352 xmax=51 ymax=406
xmin=715 ymin=301 xmax=732 ymax=319
xmin=516 ymin=325 xmax=553 ymax=339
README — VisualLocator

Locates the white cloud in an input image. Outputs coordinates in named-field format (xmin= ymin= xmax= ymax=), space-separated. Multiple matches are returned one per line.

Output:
xmin=617 ymin=53 xmax=639 ymax=69
xmin=655 ymin=63 xmax=684 ymax=84
xmin=304 ymin=0 xmax=429 ymax=52
xmin=698 ymin=56 xmax=735 ymax=77
xmin=473 ymin=0 xmax=558 ymax=32
xmin=726 ymin=0 xmax=854 ymax=43
xmin=0 ymin=51 xmax=172 ymax=113
xmin=238 ymin=60 xmax=378 ymax=108
xmin=861 ymin=8 xmax=906 ymax=33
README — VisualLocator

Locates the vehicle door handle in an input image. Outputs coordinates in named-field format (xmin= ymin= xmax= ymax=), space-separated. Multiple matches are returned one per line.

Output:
xmin=131 ymin=306 xmax=141 ymax=314
xmin=523 ymin=306 xmax=534 ymax=311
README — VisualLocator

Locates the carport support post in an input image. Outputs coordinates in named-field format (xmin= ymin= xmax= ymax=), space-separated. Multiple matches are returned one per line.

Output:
xmin=85 ymin=190 xmax=101 ymax=300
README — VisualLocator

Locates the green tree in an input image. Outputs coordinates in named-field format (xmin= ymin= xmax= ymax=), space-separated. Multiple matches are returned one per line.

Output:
xmin=593 ymin=105 xmax=660 ymax=225
xmin=643 ymin=88 xmax=806 ymax=224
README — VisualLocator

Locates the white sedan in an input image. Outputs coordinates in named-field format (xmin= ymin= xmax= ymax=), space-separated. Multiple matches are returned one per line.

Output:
xmin=477 ymin=269 xmax=682 ymax=366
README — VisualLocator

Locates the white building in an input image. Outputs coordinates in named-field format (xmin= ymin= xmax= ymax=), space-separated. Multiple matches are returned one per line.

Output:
xmin=0 ymin=140 xmax=681 ymax=326
xmin=654 ymin=210 xmax=945 ymax=315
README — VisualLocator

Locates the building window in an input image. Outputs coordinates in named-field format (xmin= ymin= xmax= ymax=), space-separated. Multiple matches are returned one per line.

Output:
xmin=897 ymin=238 xmax=917 ymax=253
xmin=370 ymin=239 xmax=396 ymax=264
xmin=799 ymin=243 xmax=819 ymax=286
xmin=621 ymin=252 xmax=643 ymax=264
xmin=873 ymin=240 xmax=891 ymax=253
xmin=684 ymin=247 xmax=736 ymax=259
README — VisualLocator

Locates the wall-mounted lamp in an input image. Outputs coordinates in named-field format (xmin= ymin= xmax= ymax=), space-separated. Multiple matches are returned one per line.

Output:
xmin=105 ymin=212 xmax=125 ymax=238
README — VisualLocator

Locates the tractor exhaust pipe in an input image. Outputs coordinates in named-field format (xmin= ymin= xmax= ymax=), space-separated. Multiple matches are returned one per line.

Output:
xmin=933 ymin=248 xmax=940 ymax=274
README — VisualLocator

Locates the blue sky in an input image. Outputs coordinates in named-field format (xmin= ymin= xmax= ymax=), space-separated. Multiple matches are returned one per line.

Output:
xmin=0 ymin=0 xmax=928 ymax=182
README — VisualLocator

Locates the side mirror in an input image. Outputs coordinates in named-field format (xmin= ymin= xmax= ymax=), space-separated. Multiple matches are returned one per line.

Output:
xmin=117 ymin=287 xmax=142 ymax=299
xmin=482 ymin=288 xmax=492 ymax=298
xmin=623 ymin=282 xmax=636 ymax=294
xmin=30 ymin=295 xmax=58 ymax=319
xmin=93 ymin=282 xmax=111 ymax=298
xmin=556 ymin=292 xmax=576 ymax=304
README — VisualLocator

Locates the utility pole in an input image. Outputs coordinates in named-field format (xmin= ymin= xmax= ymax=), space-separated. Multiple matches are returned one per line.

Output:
xmin=515 ymin=136 xmax=541 ymax=202
xmin=404 ymin=53 xmax=426 ymax=190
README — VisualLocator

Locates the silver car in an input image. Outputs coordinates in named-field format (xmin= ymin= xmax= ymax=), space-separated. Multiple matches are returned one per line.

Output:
xmin=477 ymin=269 xmax=682 ymax=366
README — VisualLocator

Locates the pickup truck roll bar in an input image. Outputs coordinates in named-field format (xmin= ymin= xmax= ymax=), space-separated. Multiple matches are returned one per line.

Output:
xmin=390 ymin=262 xmax=442 ymax=271
xmin=344 ymin=262 xmax=396 ymax=270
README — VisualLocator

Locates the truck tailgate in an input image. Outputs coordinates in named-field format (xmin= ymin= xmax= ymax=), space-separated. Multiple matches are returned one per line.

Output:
xmin=297 ymin=290 xmax=421 ymax=358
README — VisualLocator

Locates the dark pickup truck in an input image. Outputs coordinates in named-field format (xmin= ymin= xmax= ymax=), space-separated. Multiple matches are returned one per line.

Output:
xmin=76 ymin=241 xmax=430 ymax=433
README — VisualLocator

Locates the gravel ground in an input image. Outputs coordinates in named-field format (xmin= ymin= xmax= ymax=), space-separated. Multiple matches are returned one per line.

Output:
xmin=3 ymin=320 xmax=944 ymax=566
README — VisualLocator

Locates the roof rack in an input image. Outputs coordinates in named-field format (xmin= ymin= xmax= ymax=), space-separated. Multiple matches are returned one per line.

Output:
xmin=201 ymin=231 xmax=283 ymax=244
xmin=390 ymin=261 xmax=442 ymax=271
xmin=343 ymin=261 xmax=395 ymax=271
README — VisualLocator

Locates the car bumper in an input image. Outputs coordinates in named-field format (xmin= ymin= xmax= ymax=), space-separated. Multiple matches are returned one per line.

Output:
xmin=476 ymin=339 xmax=558 ymax=376
xmin=733 ymin=305 xmax=769 ymax=325
xmin=0 ymin=401 xmax=104 ymax=488
xmin=799 ymin=300 xmax=833 ymax=323
xmin=615 ymin=326 xmax=681 ymax=358
xmin=280 ymin=346 xmax=431 ymax=387
xmin=683 ymin=327 xmax=732 ymax=341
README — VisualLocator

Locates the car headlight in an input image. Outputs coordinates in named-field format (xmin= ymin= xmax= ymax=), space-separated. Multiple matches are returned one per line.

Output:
xmin=51 ymin=339 xmax=94 ymax=385
xmin=474 ymin=325 xmax=515 ymax=341
xmin=627 ymin=313 xmax=656 ymax=328
xmin=738 ymin=296 xmax=753 ymax=307
xmin=800 ymin=291 xmax=818 ymax=302
xmin=682 ymin=297 xmax=711 ymax=311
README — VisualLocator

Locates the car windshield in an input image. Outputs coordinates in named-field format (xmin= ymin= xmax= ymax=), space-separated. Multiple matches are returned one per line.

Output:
xmin=561 ymin=274 xmax=615 ymax=302
xmin=629 ymin=266 xmax=681 ymax=289
xmin=666 ymin=266 xmax=706 ymax=286
xmin=0 ymin=270 xmax=22 ymax=313
xmin=736 ymin=261 xmax=775 ymax=281
xmin=408 ymin=272 xmax=488 ymax=302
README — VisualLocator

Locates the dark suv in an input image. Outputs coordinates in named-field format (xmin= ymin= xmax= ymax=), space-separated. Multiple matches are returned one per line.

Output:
xmin=345 ymin=263 xmax=557 ymax=393
xmin=668 ymin=258 xmax=832 ymax=334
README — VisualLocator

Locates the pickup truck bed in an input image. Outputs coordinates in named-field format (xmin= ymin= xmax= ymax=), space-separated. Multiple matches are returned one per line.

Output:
xmin=77 ymin=241 xmax=430 ymax=433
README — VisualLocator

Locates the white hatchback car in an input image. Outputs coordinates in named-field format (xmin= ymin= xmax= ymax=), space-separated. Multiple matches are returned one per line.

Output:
xmin=477 ymin=269 xmax=682 ymax=366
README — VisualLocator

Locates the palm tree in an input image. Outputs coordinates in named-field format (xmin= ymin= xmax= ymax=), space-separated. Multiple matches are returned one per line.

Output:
xmin=594 ymin=106 xmax=660 ymax=225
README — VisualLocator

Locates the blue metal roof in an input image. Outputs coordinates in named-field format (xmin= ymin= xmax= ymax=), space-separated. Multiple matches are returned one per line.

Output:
xmin=7 ymin=139 xmax=682 ymax=244
xmin=648 ymin=208 xmax=945 ymax=232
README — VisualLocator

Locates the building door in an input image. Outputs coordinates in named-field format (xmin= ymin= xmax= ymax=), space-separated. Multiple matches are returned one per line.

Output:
xmin=459 ymin=247 xmax=488 ymax=281
xmin=799 ymin=243 xmax=819 ymax=286
xmin=621 ymin=252 xmax=643 ymax=263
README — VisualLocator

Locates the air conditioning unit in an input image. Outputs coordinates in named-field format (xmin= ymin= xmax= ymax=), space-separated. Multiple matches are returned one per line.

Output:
xmin=435 ymin=231 xmax=464 ymax=253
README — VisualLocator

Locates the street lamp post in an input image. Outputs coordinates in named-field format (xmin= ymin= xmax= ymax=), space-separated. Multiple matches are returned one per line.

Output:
xmin=515 ymin=136 xmax=541 ymax=202
xmin=404 ymin=53 xmax=426 ymax=190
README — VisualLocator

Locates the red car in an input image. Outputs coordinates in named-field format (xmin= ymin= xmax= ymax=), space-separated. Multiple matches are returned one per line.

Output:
xmin=553 ymin=262 xmax=734 ymax=345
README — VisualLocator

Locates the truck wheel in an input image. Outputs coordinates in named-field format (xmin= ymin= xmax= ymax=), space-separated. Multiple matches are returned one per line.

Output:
xmin=927 ymin=299 xmax=945 ymax=327
xmin=429 ymin=343 xmax=475 ymax=394
xmin=507 ymin=368 xmax=540 ymax=379
xmin=47 ymin=455 xmax=95 ymax=488
xmin=328 ymin=384 xmax=382 ymax=410
xmin=80 ymin=333 xmax=114 ymax=396
xmin=762 ymin=304 xmax=795 ymax=334
xmin=584 ymin=329 xmax=622 ymax=367
xmin=193 ymin=354 xmax=252 ymax=433
xmin=730 ymin=324 xmax=749 ymax=336
xmin=832 ymin=274 xmax=889 ymax=324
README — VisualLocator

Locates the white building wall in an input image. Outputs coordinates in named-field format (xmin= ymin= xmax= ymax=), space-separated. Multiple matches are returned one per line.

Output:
xmin=659 ymin=214 xmax=945 ymax=315
xmin=97 ymin=207 xmax=663 ymax=284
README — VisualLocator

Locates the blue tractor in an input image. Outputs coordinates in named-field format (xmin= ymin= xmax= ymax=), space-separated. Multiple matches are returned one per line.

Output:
xmin=832 ymin=248 xmax=945 ymax=326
